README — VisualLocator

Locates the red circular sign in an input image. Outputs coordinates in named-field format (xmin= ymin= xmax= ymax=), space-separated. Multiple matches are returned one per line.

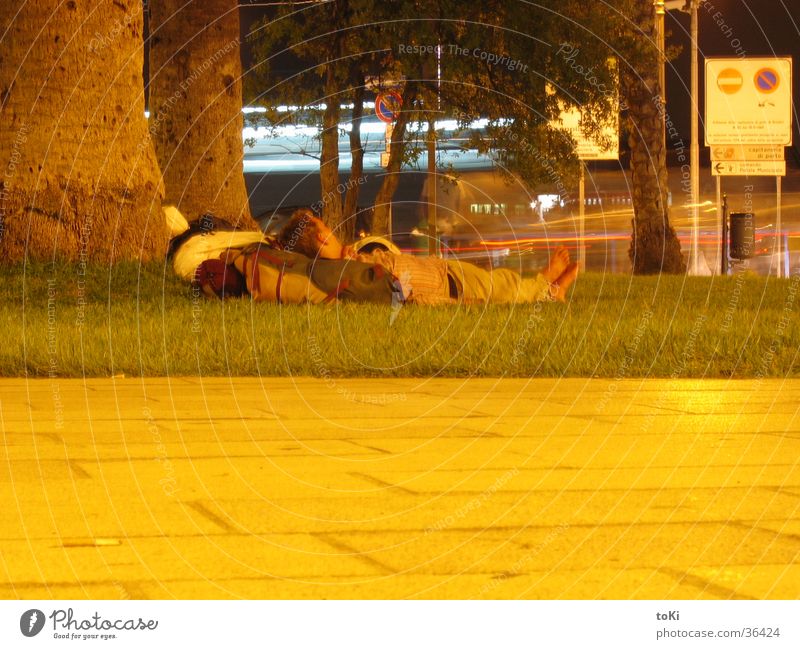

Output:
xmin=375 ymin=91 xmax=403 ymax=123
xmin=716 ymin=68 xmax=743 ymax=95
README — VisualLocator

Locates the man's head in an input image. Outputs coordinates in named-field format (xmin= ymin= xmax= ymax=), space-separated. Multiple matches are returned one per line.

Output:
xmin=278 ymin=208 xmax=344 ymax=259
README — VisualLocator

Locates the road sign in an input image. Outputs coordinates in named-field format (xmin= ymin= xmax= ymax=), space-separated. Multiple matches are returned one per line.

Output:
xmin=716 ymin=67 xmax=743 ymax=95
xmin=705 ymin=58 xmax=792 ymax=146
xmin=711 ymin=160 xmax=786 ymax=176
xmin=555 ymin=107 xmax=619 ymax=160
xmin=375 ymin=91 xmax=402 ymax=123
xmin=551 ymin=82 xmax=619 ymax=160
xmin=710 ymin=145 xmax=784 ymax=161
xmin=754 ymin=67 xmax=780 ymax=93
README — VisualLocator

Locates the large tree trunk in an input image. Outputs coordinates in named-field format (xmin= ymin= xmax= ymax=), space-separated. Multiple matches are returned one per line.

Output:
xmin=372 ymin=82 xmax=418 ymax=236
xmin=149 ymin=0 xmax=253 ymax=228
xmin=0 ymin=0 xmax=168 ymax=263
xmin=621 ymin=2 xmax=685 ymax=275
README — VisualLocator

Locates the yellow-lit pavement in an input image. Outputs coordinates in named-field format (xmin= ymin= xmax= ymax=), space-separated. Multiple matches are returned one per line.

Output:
xmin=1 ymin=377 xmax=799 ymax=600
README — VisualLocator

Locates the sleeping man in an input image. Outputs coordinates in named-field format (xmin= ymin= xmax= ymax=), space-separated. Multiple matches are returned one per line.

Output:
xmin=278 ymin=208 xmax=579 ymax=305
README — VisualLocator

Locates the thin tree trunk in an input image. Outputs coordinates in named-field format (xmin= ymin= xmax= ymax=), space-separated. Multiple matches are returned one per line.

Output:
xmin=341 ymin=82 xmax=365 ymax=242
xmin=149 ymin=0 xmax=254 ymax=228
xmin=621 ymin=2 xmax=685 ymax=274
xmin=372 ymin=82 xmax=418 ymax=236
xmin=319 ymin=65 xmax=344 ymax=235
xmin=0 ymin=0 xmax=167 ymax=262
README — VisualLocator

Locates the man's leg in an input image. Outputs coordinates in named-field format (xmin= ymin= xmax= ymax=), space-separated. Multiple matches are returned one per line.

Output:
xmin=446 ymin=260 xmax=550 ymax=304
xmin=446 ymin=247 xmax=575 ymax=304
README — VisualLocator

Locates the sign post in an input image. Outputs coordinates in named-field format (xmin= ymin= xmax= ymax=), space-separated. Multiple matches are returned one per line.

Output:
xmin=776 ymin=176 xmax=782 ymax=278
xmin=376 ymin=93 xmax=402 ymax=238
xmin=553 ymin=89 xmax=619 ymax=271
xmin=705 ymin=57 xmax=792 ymax=276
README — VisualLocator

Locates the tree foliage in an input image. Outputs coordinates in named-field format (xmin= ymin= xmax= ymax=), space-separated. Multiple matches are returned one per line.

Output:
xmin=247 ymin=0 xmax=681 ymax=275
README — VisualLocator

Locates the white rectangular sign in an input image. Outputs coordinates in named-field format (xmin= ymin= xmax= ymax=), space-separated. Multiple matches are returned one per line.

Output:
xmin=709 ymin=145 xmax=784 ymax=161
xmin=705 ymin=58 xmax=793 ymax=146
xmin=711 ymin=160 xmax=786 ymax=176
xmin=549 ymin=74 xmax=619 ymax=161
xmin=555 ymin=103 xmax=619 ymax=160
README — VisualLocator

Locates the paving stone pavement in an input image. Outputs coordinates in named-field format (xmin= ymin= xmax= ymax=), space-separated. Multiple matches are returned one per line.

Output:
xmin=1 ymin=377 xmax=798 ymax=599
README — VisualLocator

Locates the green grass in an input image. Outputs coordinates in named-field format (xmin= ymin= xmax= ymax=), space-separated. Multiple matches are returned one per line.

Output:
xmin=2 ymin=260 xmax=798 ymax=378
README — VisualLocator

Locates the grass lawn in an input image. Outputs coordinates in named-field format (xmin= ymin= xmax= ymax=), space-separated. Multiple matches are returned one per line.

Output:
xmin=1 ymin=260 xmax=798 ymax=378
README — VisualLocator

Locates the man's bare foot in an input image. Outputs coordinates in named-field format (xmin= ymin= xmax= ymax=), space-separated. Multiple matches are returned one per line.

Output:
xmin=550 ymin=262 xmax=579 ymax=303
xmin=542 ymin=246 xmax=571 ymax=283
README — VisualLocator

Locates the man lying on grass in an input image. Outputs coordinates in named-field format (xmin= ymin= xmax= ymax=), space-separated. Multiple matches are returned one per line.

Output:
xmin=278 ymin=208 xmax=578 ymax=305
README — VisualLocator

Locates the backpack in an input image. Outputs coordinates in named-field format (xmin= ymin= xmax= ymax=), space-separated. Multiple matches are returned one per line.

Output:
xmin=192 ymin=258 xmax=246 ymax=299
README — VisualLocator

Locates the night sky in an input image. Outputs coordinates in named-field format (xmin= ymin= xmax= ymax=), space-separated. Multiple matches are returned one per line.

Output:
xmin=664 ymin=0 xmax=799 ymax=162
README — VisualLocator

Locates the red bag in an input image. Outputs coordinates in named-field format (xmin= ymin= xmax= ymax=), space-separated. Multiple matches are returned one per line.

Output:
xmin=192 ymin=259 xmax=246 ymax=299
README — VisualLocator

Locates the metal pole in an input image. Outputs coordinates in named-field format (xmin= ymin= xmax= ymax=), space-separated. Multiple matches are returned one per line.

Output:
xmin=721 ymin=192 xmax=728 ymax=276
xmin=427 ymin=122 xmax=437 ymax=256
xmin=579 ymin=163 xmax=586 ymax=271
xmin=690 ymin=0 xmax=701 ymax=275
xmin=655 ymin=0 xmax=666 ymax=151
xmin=716 ymin=175 xmax=722 ymax=274
xmin=776 ymin=175 xmax=782 ymax=278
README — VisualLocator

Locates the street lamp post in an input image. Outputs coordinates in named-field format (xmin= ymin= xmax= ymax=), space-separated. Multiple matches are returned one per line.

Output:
xmin=689 ymin=0 xmax=702 ymax=275
xmin=655 ymin=0 xmax=666 ymax=150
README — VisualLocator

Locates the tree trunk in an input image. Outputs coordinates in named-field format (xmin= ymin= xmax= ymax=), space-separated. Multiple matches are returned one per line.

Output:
xmin=341 ymin=82 xmax=365 ymax=242
xmin=0 ymin=0 xmax=168 ymax=263
xmin=372 ymin=82 xmax=418 ymax=236
xmin=149 ymin=0 xmax=253 ymax=228
xmin=319 ymin=64 xmax=344 ymax=236
xmin=621 ymin=2 xmax=685 ymax=275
